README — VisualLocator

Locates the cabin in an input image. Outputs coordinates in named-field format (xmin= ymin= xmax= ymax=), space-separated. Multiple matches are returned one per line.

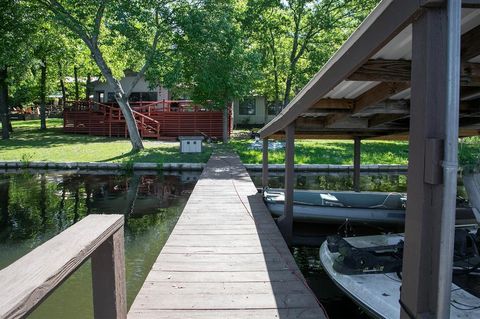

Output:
xmin=232 ymin=96 xmax=281 ymax=127
xmin=91 ymin=71 xmax=170 ymax=103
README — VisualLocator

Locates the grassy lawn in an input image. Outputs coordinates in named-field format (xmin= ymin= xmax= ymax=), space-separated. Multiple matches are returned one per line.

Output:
xmin=5 ymin=120 xmax=477 ymax=167
xmin=0 ymin=119 xmax=212 ymax=164
xmin=228 ymin=138 xmax=410 ymax=165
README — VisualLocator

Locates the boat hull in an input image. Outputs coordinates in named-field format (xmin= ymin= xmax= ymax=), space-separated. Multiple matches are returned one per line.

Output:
xmin=319 ymin=234 xmax=480 ymax=319
xmin=264 ymin=189 xmax=478 ymax=226
xmin=266 ymin=201 xmax=405 ymax=225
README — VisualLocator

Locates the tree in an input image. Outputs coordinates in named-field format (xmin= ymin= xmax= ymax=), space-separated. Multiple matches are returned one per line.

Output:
xmin=0 ymin=0 xmax=36 ymax=139
xmin=36 ymin=0 xmax=171 ymax=151
xmin=247 ymin=0 xmax=379 ymax=108
xmin=164 ymin=0 xmax=261 ymax=142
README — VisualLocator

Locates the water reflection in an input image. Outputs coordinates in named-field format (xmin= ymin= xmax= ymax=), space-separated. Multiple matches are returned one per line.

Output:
xmin=0 ymin=171 xmax=199 ymax=319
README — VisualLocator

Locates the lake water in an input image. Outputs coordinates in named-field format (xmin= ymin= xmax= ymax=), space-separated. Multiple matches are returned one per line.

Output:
xmin=0 ymin=170 xmax=474 ymax=318
xmin=0 ymin=171 xmax=199 ymax=318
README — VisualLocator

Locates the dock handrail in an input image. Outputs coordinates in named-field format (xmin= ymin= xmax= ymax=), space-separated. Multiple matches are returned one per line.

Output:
xmin=0 ymin=215 xmax=126 ymax=319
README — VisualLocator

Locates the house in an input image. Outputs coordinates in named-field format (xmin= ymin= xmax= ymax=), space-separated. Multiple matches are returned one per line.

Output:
xmin=92 ymin=71 xmax=170 ymax=103
xmin=232 ymin=96 xmax=282 ymax=127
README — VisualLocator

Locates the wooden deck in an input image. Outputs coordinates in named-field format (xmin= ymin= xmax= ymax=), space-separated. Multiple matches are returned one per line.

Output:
xmin=63 ymin=100 xmax=229 ymax=140
xmin=128 ymin=152 xmax=327 ymax=319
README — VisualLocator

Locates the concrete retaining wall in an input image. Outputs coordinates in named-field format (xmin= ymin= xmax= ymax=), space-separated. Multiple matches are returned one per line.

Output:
xmin=0 ymin=161 xmax=407 ymax=172
xmin=244 ymin=163 xmax=408 ymax=172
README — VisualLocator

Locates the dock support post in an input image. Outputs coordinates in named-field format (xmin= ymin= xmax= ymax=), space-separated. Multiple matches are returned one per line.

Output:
xmin=262 ymin=138 xmax=269 ymax=189
xmin=278 ymin=122 xmax=295 ymax=246
xmin=91 ymin=228 xmax=127 ymax=319
xmin=353 ymin=137 xmax=361 ymax=192
xmin=400 ymin=2 xmax=460 ymax=318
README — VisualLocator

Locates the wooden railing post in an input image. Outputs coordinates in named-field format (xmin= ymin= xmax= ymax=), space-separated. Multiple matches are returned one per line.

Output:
xmin=91 ymin=227 xmax=127 ymax=319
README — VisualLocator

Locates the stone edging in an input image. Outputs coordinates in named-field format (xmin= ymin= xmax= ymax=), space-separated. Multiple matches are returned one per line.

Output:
xmin=244 ymin=163 xmax=408 ymax=172
xmin=0 ymin=161 xmax=407 ymax=172
xmin=0 ymin=161 xmax=206 ymax=171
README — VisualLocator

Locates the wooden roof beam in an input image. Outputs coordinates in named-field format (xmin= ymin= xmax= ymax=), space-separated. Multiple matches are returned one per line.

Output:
xmin=295 ymin=117 xmax=369 ymax=130
xmin=349 ymin=60 xmax=480 ymax=85
xmin=368 ymin=114 xmax=409 ymax=127
xmin=325 ymin=82 xmax=410 ymax=127
xmin=354 ymin=99 xmax=410 ymax=116
xmin=311 ymin=98 xmax=354 ymax=110
xmin=462 ymin=25 xmax=480 ymax=61
xmin=461 ymin=87 xmax=480 ymax=100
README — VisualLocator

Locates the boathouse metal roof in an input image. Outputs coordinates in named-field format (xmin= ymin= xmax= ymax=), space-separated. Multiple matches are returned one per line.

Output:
xmin=258 ymin=0 xmax=480 ymax=139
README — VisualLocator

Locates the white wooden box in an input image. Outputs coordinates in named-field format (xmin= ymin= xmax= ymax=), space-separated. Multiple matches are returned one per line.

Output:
xmin=179 ymin=136 xmax=204 ymax=153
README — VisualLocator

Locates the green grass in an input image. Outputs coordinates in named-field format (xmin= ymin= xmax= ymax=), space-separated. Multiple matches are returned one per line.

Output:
xmin=0 ymin=119 xmax=213 ymax=164
xmin=5 ymin=120 xmax=476 ymax=167
xmin=228 ymin=138 xmax=410 ymax=165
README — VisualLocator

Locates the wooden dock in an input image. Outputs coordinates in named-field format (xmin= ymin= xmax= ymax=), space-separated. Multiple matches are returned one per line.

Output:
xmin=128 ymin=152 xmax=327 ymax=319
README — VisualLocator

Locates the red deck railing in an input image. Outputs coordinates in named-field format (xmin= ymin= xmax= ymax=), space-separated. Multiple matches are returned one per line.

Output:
xmin=63 ymin=100 xmax=230 ymax=140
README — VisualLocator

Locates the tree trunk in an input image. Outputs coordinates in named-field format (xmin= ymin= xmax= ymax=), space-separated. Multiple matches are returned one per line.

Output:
xmin=88 ymin=45 xmax=144 ymax=151
xmin=86 ymin=73 xmax=91 ymax=100
xmin=0 ymin=67 xmax=9 ymax=139
xmin=58 ymin=62 xmax=66 ymax=108
xmin=117 ymin=96 xmax=144 ymax=151
xmin=0 ymin=175 xmax=9 ymax=229
xmin=40 ymin=174 xmax=47 ymax=231
xmin=222 ymin=104 xmax=230 ymax=143
xmin=73 ymin=188 xmax=80 ymax=223
xmin=74 ymin=66 xmax=79 ymax=101
xmin=40 ymin=58 xmax=47 ymax=130
xmin=125 ymin=174 xmax=141 ymax=216
xmin=283 ymin=75 xmax=293 ymax=107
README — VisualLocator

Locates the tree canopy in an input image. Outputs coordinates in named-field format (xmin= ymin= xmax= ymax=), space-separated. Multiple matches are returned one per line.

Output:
xmin=1 ymin=0 xmax=380 ymax=141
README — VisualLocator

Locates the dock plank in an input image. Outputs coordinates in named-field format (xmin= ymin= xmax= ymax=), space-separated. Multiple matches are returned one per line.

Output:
xmin=127 ymin=152 xmax=326 ymax=319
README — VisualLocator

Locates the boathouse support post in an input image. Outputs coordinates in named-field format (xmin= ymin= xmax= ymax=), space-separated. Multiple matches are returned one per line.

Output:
xmin=91 ymin=227 xmax=127 ymax=319
xmin=353 ymin=137 xmax=361 ymax=192
xmin=262 ymin=138 xmax=269 ymax=189
xmin=400 ymin=2 xmax=461 ymax=319
xmin=277 ymin=122 xmax=295 ymax=246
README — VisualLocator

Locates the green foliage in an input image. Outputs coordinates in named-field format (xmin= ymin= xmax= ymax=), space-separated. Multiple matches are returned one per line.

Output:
xmin=161 ymin=0 xmax=261 ymax=108
xmin=459 ymin=136 xmax=480 ymax=173
xmin=245 ymin=0 xmax=380 ymax=104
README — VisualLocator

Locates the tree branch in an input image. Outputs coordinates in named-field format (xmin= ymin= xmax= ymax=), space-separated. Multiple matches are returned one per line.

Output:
xmin=125 ymin=11 xmax=161 ymax=98
xmin=92 ymin=1 xmax=106 ymax=46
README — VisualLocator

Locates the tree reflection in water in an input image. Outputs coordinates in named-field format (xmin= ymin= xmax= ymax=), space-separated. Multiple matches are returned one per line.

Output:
xmin=0 ymin=171 xmax=199 ymax=319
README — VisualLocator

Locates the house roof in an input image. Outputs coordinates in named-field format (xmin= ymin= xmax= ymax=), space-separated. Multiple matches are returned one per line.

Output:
xmin=258 ymin=0 xmax=480 ymax=140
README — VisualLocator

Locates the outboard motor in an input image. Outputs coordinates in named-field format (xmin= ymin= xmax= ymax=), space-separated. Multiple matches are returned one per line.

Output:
xmin=327 ymin=235 xmax=404 ymax=275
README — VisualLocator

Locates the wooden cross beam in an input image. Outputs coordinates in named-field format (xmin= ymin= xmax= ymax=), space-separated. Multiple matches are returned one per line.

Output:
xmin=349 ymin=60 xmax=480 ymax=85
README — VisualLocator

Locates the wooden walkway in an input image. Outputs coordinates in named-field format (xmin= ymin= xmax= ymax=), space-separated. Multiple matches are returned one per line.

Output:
xmin=128 ymin=152 xmax=327 ymax=319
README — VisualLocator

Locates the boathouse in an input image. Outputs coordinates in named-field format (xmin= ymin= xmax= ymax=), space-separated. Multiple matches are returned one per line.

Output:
xmin=258 ymin=1 xmax=480 ymax=318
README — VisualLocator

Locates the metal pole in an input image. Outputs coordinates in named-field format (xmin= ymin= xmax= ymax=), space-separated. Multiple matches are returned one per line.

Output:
xmin=353 ymin=137 xmax=361 ymax=192
xmin=262 ymin=138 xmax=269 ymax=189
xmin=437 ymin=0 xmax=461 ymax=317
xmin=277 ymin=123 xmax=295 ymax=246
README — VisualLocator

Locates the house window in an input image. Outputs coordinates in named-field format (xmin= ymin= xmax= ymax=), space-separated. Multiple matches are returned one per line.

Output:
xmin=141 ymin=92 xmax=157 ymax=101
xmin=239 ymin=97 xmax=256 ymax=115
xmin=267 ymin=101 xmax=282 ymax=115
xmin=129 ymin=92 xmax=141 ymax=102
xmin=107 ymin=92 xmax=116 ymax=102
